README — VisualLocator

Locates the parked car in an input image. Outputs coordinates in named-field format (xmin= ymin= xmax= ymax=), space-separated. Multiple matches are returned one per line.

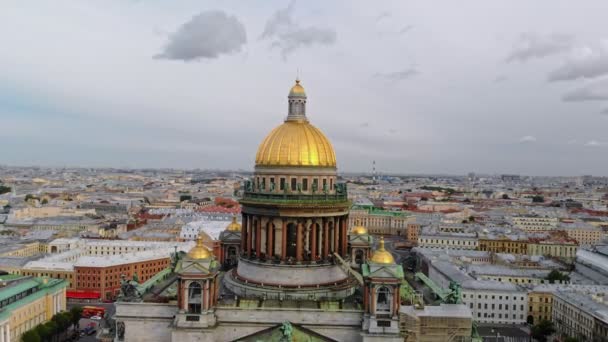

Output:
xmin=90 ymin=315 xmax=102 ymax=320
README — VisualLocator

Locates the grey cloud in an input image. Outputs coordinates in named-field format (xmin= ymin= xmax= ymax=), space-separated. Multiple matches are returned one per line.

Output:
xmin=374 ymin=68 xmax=418 ymax=81
xmin=360 ymin=122 xmax=370 ymax=128
xmin=261 ymin=2 xmax=336 ymax=58
xmin=601 ymin=108 xmax=608 ymax=115
xmin=375 ymin=12 xmax=391 ymax=23
xmin=398 ymin=25 xmax=413 ymax=35
xmin=493 ymin=75 xmax=508 ymax=83
xmin=261 ymin=2 xmax=294 ymax=39
xmin=156 ymin=11 xmax=246 ymax=61
xmin=562 ymin=79 xmax=608 ymax=101
xmin=548 ymin=45 xmax=608 ymax=81
xmin=585 ymin=140 xmax=607 ymax=147
xmin=518 ymin=135 xmax=537 ymax=143
xmin=506 ymin=33 xmax=574 ymax=63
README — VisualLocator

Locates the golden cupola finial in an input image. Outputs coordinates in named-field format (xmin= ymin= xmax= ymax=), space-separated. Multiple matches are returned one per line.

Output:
xmin=370 ymin=237 xmax=395 ymax=264
xmin=226 ymin=216 xmax=242 ymax=231
xmin=351 ymin=219 xmax=368 ymax=235
xmin=289 ymin=78 xmax=306 ymax=97
xmin=188 ymin=232 xmax=212 ymax=259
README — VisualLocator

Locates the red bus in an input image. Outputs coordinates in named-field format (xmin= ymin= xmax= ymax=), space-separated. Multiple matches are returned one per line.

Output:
xmin=82 ymin=306 xmax=105 ymax=318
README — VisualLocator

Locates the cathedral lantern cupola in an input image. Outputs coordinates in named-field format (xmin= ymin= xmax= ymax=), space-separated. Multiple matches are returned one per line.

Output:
xmin=287 ymin=78 xmax=307 ymax=121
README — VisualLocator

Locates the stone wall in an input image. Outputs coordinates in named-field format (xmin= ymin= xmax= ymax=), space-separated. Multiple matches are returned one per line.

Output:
xmin=236 ymin=258 xmax=348 ymax=286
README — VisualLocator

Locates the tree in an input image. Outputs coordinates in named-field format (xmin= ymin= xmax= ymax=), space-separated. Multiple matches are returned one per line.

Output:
xmin=531 ymin=320 xmax=555 ymax=342
xmin=21 ymin=330 xmax=41 ymax=342
xmin=0 ymin=185 xmax=11 ymax=195
xmin=41 ymin=198 xmax=48 ymax=205
xmin=532 ymin=195 xmax=545 ymax=203
xmin=43 ymin=321 xmax=58 ymax=342
xmin=563 ymin=338 xmax=579 ymax=342
xmin=52 ymin=312 xmax=71 ymax=331
xmin=502 ymin=194 xmax=510 ymax=200
xmin=70 ymin=306 xmax=83 ymax=328
xmin=546 ymin=270 xmax=570 ymax=284
xmin=34 ymin=324 xmax=51 ymax=342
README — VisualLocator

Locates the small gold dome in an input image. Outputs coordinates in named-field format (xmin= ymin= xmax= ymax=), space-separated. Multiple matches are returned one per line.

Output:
xmin=289 ymin=79 xmax=306 ymax=97
xmin=226 ymin=216 xmax=241 ymax=231
xmin=370 ymin=237 xmax=395 ymax=264
xmin=255 ymin=121 xmax=337 ymax=168
xmin=188 ymin=233 xmax=212 ymax=259
xmin=351 ymin=219 xmax=368 ymax=235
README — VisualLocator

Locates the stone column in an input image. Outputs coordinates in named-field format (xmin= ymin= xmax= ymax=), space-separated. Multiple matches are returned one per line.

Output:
xmin=311 ymin=223 xmax=317 ymax=261
xmin=296 ymin=222 xmax=303 ymax=262
xmin=364 ymin=285 xmax=369 ymax=313
xmin=266 ymin=223 xmax=274 ymax=258
xmin=393 ymin=286 xmax=399 ymax=316
xmin=241 ymin=214 xmax=248 ymax=252
xmin=203 ymin=280 xmax=209 ymax=311
xmin=281 ymin=220 xmax=287 ymax=261
xmin=341 ymin=216 xmax=348 ymax=257
xmin=333 ymin=219 xmax=339 ymax=254
xmin=371 ymin=286 xmax=376 ymax=314
xmin=246 ymin=217 xmax=252 ymax=258
xmin=255 ymin=220 xmax=262 ymax=259
xmin=0 ymin=325 xmax=5 ymax=342
xmin=323 ymin=220 xmax=329 ymax=259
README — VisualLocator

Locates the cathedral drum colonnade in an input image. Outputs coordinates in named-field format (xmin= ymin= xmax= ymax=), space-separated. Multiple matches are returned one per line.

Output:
xmin=224 ymin=79 xmax=357 ymax=299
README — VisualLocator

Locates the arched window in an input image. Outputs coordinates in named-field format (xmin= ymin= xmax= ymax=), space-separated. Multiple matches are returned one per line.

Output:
xmin=188 ymin=282 xmax=202 ymax=313
xmin=376 ymin=286 xmax=391 ymax=313
xmin=355 ymin=249 xmax=364 ymax=264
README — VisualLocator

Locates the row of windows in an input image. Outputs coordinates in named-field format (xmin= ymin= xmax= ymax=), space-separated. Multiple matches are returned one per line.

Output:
xmin=462 ymin=294 xmax=525 ymax=301
xmin=254 ymin=176 xmax=332 ymax=192
xmin=468 ymin=302 xmax=524 ymax=311
xmin=476 ymin=312 xmax=524 ymax=320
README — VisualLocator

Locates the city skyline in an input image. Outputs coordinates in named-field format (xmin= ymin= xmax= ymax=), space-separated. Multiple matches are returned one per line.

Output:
xmin=2 ymin=0 xmax=608 ymax=175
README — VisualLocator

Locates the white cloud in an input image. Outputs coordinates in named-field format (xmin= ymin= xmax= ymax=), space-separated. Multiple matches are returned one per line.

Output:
xmin=584 ymin=140 xmax=606 ymax=147
xmin=548 ymin=42 xmax=608 ymax=81
xmin=260 ymin=1 xmax=336 ymax=58
xmin=374 ymin=68 xmax=419 ymax=81
xmin=519 ymin=135 xmax=537 ymax=143
xmin=155 ymin=11 xmax=247 ymax=61
xmin=562 ymin=78 xmax=608 ymax=101
xmin=506 ymin=33 xmax=574 ymax=63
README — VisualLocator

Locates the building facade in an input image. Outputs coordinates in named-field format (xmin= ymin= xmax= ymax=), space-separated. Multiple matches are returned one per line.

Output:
xmin=0 ymin=276 xmax=67 ymax=342
xmin=418 ymin=234 xmax=478 ymax=250
xmin=478 ymin=236 xmax=529 ymax=254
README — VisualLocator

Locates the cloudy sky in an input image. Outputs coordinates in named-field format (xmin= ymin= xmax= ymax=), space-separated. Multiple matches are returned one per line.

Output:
xmin=2 ymin=1 xmax=608 ymax=176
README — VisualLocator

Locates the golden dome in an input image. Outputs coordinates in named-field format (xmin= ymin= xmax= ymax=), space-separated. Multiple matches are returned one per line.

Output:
xmin=351 ymin=219 xmax=368 ymax=235
xmin=188 ymin=233 xmax=212 ymax=259
xmin=255 ymin=120 xmax=337 ymax=168
xmin=370 ymin=237 xmax=395 ymax=264
xmin=226 ymin=216 xmax=241 ymax=231
xmin=289 ymin=79 xmax=306 ymax=96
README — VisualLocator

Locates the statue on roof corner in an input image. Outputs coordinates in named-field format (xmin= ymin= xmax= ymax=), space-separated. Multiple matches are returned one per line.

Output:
xmin=117 ymin=273 xmax=142 ymax=302
xmin=279 ymin=321 xmax=293 ymax=341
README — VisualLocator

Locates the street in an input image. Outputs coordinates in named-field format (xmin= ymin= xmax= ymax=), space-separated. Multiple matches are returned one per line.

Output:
xmin=67 ymin=301 xmax=116 ymax=342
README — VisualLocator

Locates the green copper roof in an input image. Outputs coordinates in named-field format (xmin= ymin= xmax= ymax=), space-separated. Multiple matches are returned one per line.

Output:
xmin=352 ymin=205 xmax=410 ymax=217
xmin=0 ymin=277 xmax=67 ymax=321
xmin=0 ymin=278 xmax=40 ymax=304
